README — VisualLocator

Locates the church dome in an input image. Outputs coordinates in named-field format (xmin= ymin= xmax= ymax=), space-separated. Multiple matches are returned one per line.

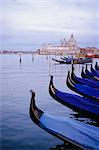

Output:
xmin=67 ymin=34 xmax=78 ymax=51
xmin=68 ymin=34 xmax=77 ymax=43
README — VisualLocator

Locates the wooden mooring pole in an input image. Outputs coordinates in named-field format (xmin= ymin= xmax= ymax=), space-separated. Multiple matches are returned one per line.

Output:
xmin=19 ymin=52 xmax=22 ymax=63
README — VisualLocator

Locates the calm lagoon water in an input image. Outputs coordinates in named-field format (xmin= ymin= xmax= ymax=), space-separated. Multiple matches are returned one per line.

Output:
xmin=0 ymin=54 xmax=98 ymax=150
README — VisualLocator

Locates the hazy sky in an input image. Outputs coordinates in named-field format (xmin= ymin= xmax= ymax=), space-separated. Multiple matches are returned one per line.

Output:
xmin=0 ymin=0 xmax=99 ymax=49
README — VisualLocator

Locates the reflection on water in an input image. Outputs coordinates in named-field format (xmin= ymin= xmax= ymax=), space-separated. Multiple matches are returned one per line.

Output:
xmin=0 ymin=54 xmax=99 ymax=150
xmin=50 ymin=142 xmax=81 ymax=150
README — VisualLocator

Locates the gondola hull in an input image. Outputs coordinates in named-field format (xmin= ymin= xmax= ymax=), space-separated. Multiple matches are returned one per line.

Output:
xmin=71 ymin=67 xmax=99 ymax=89
xmin=91 ymin=64 xmax=99 ymax=75
xmin=81 ymin=66 xmax=99 ymax=81
xmin=52 ymin=58 xmax=92 ymax=64
xmin=85 ymin=69 xmax=99 ymax=78
xmin=30 ymin=91 xmax=99 ymax=149
xmin=67 ymin=71 xmax=99 ymax=101
xmin=49 ymin=76 xmax=99 ymax=121
xmin=85 ymin=65 xmax=99 ymax=79
xmin=95 ymin=62 xmax=99 ymax=70
xmin=52 ymin=58 xmax=69 ymax=64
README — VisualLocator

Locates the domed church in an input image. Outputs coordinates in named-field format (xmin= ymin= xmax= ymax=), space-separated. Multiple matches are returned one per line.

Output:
xmin=39 ymin=34 xmax=79 ymax=55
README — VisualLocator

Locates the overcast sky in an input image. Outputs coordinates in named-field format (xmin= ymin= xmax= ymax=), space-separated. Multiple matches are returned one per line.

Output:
xmin=0 ymin=0 xmax=99 ymax=49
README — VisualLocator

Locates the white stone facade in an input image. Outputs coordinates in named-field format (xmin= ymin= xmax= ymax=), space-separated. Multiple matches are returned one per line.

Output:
xmin=39 ymin=34 xmax=79 ymax=55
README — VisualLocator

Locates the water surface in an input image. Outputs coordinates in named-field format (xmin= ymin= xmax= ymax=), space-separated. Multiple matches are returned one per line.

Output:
xmin=0 ymin=54 xmax=98 ymax=150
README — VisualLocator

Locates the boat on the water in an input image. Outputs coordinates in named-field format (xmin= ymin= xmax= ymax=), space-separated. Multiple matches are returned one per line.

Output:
xmin=85 ymin=65 xmax=99 ymax=78
xmin=67 ymin=71 xmax=99 ymax=101
xmin=30 ymin=90 xmax=99 ymax=149
xmin=81 ymin=67 xmax=99 ymax=81
xmin=52 ymin=58 xmax=69 ymax=64
xmin=95 ymin=62 xmax=99 ymax=70
xmin=71 ymin=65 xmax=99 ymax=89
xmin=49 ymin=76 xmax=99 ymax=120
xmin=52 ymin=57 xmax=92 ymax=64
xmin=91 ymin=64 xmax=99 ymax=75
xmin=61 ymin=57 xmax=92 ymax=64
xmin=60 ymin=56 xmax=69 ymax=61
xmin=77 ymin=57 xmax=92 ymax=64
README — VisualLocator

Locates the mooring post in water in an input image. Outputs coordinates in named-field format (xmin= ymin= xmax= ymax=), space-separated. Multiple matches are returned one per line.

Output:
xmin=48 ymin=54 xmax=50 ymax=59
xmin=32 ymin=53 xmax=34 ymax=62
xmin=19 ymin=52 xmax=22 ymax=63
xmin=46 ymin=55 xmax=48 ymax=60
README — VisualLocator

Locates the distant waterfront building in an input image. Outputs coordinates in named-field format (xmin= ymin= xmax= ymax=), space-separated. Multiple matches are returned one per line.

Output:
xmin=38 ymin=34 xmax=79 ymax=55
xmin=79 ymin=47 xmax=99 ymax=55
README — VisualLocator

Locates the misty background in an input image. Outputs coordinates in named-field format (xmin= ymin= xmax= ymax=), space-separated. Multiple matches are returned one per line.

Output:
xmin=0 ymin=0 xmax=99 ymax=51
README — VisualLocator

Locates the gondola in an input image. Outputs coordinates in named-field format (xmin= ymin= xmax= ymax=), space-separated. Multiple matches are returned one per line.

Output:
xmin=67 ymin=71 xmax=99 ymax=101
xmin=61 ymin=57 xmax=92 ymax=64
xmin=52 ymin=58 xmax=68 ymax=64
xmin=95 ymin=62 xmax=99 ymax=70
xmin=52 ymin=58 xmax=91 ymax=65
xmin=90 ymin=64 xmax=99 ymax=76
xmin=49 ymin=76 xmax=99 ymax=120
xmin=81 ymin=67 xmax=99 ymax=81
xmin=60 ymin=57 xmax=68 ymax=61
xmin=72 ymin=58 xmax=92 ymax=64
xmin=90 ymin=64 xmax=99 ymax=74
xmin=77 ymin=57 xmax=92 ymax=64
xmin=30 ymin=90 xmax=99 ymax=149
xmin=60 ymin=57 xmax=74 ymax=63
xmin=71 ymin=65 xmax=99 ymax=89
xmin=85 ymin=65 xmax=99 ymax=78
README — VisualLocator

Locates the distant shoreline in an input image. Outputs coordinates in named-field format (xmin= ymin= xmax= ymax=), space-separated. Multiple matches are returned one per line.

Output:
xmin=0 ymin=50 xmax=38 ymax=54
